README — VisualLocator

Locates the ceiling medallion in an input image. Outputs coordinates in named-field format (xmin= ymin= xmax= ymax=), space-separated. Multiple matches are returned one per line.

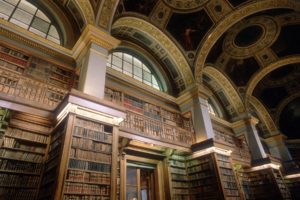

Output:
xmin=223 ymin=16 xmax=279 ymax=59
xmin=163 ymin=0 xmax=209 ymax=10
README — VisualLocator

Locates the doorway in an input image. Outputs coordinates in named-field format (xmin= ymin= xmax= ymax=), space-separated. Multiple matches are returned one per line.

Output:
xmin=126 ymin=163 xmax=156 ymax=200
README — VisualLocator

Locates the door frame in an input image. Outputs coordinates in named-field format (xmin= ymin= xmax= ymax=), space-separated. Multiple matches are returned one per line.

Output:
xmin=121 ymin=154 xmax=165 ymax=200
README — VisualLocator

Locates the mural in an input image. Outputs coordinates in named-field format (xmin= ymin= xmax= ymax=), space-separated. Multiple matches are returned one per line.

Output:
xmin=167 ymin=10 xmax=213 ymax=51
xmin=123 ymin=0 xmax=158 ymax=15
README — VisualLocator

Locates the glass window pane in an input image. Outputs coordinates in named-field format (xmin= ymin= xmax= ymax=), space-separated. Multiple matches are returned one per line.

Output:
xmin=112 ymin=55 xmax=122 ymax=68
xmin=4 ymin=0 xmax=19 ymax=6
xmin=123 ymin=53 xmax=132 ymax=63
xmin=143 ymin=70 xmax=152 ymax=82
xmin=114 ymin=52 xmax=122 ymax=59
xmin=31 ymin=17 xmax=50 ymax=33
xmin=134 ymin=58 xmax=142 ymax=68
xmin=18 ymin=0 xmax=37 ymax=14
xmin=36 ymin=10 xmax=50 ymax=22
xmin=11 ymin=8 xmax=33 ymax=24
xmin=152 ymin=75 xmax=158 ymax=85
xmin=112 ymin=64 xmax=122 ymax=72
xmin=10 ymin=18 xmax=29 ymax=29
xmin=29 ymin=27 xmax=46 ymax=37
xmin=0 ymin=0 xmax=15 ymax=17
xmin=143 ymin=64 xmax=151 ymax=73
xmin=48 ymin=25 xmax=59 ymax=38
xmin=0 ymin=13 xmax=9 ymax=20
xmin=134 ymin=65 xmax=142 ymax=78
xmin=123 ymin=61 xmax=132 ymax=74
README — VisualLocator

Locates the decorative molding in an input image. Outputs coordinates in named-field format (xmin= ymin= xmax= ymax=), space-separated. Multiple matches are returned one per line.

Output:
xmin=97 ymin=0 xmax=118 ymax=30
xmin=162 ymin=0 xmax=209 ymax=10
xmin=203 ymin=66 xmax=245 ymax=114
xmin=195 ymin=0 xmax=300 ymax=82
xmin=74 ymin=0 xmax=95 ymax=24
xmin=248 ymin=96 xmax=277 ymax=134
xmin=112 ymin=17 xmax=194 ymax=87
xmin=245 ymin=55 xmax=300 ymax=98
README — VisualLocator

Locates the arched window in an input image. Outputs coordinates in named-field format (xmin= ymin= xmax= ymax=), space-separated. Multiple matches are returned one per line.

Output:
xmin=0 ymin=0 xmax=61 ymax=44
xmin=107 ymin=52 xmax=161 ymax=90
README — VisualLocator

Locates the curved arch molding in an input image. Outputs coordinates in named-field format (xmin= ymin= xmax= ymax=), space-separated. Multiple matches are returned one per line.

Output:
xmin=203 ymin=66 xmax=245 ymax=114
xmin=249 ymin=96 xmax=278 ymax=134
xmin=195 ymin=0 xmax=300 ymax=82
xmin=275 ymin=91 xmax=300 ymax=125
xmin=246 ymin=56 xmax=300 ymax=98
xmin=74 ymin=0 xmax=95 ymax=24
xmin=112 ymin=17 xmax=194 ymax=88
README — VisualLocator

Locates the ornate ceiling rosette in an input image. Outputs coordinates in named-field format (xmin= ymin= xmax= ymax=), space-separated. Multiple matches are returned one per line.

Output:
xmin=223 ymin=15 xmax=279 ymax=59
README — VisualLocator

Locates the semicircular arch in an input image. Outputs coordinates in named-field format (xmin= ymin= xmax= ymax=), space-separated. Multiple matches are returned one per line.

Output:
xmin=112 ymin=17 xmax=194 ymax=89
xmin=203 ymin=66 xmax=245 ymax=116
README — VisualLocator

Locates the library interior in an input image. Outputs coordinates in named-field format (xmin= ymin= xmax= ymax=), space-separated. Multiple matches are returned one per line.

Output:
xmin=0 ymin=0 xmax=300 ymax=199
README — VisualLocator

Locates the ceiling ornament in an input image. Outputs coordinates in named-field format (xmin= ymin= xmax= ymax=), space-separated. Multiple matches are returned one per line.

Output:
xmin=163 ymin=0 xmax=209 ymax=10
xmin=203 ymin=66 xmax=245 ymax=114
xmin=223 ymin=16 xmax=279 ymax=59
xmin=194 ymin=0 xmax=300 ymax=82
xmin=245 ymin=55 xmax=300 ymax=98
xmin=112 ymin=17 xmax=194 ymax=88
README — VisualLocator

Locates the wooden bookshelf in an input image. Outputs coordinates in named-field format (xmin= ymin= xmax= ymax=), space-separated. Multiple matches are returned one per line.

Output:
xmin=285 ymin=177 xmax=300 ymax=199
xmin=62 ymin=117 xmax=114 ymax=200
xmin=214 ymin=153 xmax=242 ymax=200
xmin=0 ymin=111 xmax=50 ymax=200
xmin=187 ymin=154 xmax=222 ymax=200
xmin=169 ymin=154 xmax=189 ymax=200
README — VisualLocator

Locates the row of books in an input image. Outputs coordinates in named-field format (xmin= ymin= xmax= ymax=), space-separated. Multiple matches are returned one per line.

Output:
xmin=190 ymin=178 xmax=214 ymax=186
xmin=10 ymin=118 xmax=51 ymax=134
xmin=63 ymin=195 xmax=110 ymax=200
xmin=173 ymin=195 xmax=190 ymax=200
xmin=75 ymin=118 xmax=106 ymax=132
xmin=169 ymin=160 xmax=185 ymax=168
xmin=67 ymin=170 xmax=110 ymax=184
xmin=173 ymin=189 xmax=189 ymax=195
xmin=186 ymin=158 xmax=210 ymax=168
xmin=69 ymin=159 xmax=111 ymax=173
xmin=187 ymin=162 xmax=210 ymax=173
xmin=0 ymin=159 xmax=43 ymax=173
xmin=172 ymin=181 xmax=189 ymax=188
xmin=0 ymin=188 xmax=36 ymax=200
xmin=171 ymin=167 xmax=187 ymax=175
xmin=0 ymin=149 xmax=43 ymax=162
xmin=188 ymin=171 xmax=213 ymax=180
xmin=0 ymin=52 xmax=28 ymax=67
xmin=73 ymin=127 xmax=112 ymax=143
xmin=171 ymin=173 xmax=188 ymax=181
xmin=5 ymin=127 xmax=48 ymax=144
xmin=219 ymin=168 xmax=234 ymax=176
xmin=72 ymin=137 xmax=112 ymax=153
xmin=0 ymin=46 xmax=29 ymax=60
xmin=0 ymin=173 xmax=39 ymax=186
xmin=70 ymin=148 xmax=112 ymax=163
xmin=3 ymin=137 xmax=45 ymax=154
xmin=64 ymin=182 xmax=110 ymax=195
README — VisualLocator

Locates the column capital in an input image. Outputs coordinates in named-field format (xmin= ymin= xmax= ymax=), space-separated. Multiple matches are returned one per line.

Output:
xmin=72 ymin=24 xmax=120 ymax=60
xmin=265 ymin=133 xmax=287 ymax=146
xmin=177 ymin=83 xmax=212 ymax=105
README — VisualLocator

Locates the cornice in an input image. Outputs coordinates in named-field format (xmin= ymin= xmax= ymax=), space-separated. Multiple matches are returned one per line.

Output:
xmin=176 ymin=83 xmax=212 ymax=106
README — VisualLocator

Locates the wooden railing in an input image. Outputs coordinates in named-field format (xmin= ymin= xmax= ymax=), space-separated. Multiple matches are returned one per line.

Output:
xmin=0 ymin=67 xmax=67 ymax=108
xmin=121 ymin=110 xmax=195 ymax=145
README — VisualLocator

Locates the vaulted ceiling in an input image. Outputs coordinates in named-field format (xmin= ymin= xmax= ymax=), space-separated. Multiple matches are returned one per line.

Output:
xmin=50 ymin=0 xmax=300 ymax=139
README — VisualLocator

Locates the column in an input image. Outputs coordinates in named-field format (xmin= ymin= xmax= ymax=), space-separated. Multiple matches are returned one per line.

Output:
xmin=232 ymin=115 xmax=267 ymax=161
xmin=178 ymin=84 xmax=214 ymax=143
xmin=72 ymin=25 xmax=120 ymax=99
xmin=265 ymin=133 xmax=292 ymax=162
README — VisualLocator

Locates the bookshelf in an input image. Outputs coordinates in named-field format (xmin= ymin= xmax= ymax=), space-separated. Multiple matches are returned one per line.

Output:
xmin=186 ymin=154 xmax=221 ymax=200
xmin=239 ymin=168 xmax=283 ymax=200
xmin=285 ymin=177 xmax=300 ymax=199
xmin=169 ymin=154 xmax=189 ymax=200
xmin=62 ymin=117 xmax=114 ymax=200
xmin=0 ymin=44 xmax=29 ymax=73
xmin=0 ymin=111 xmax=50 ymax=200
xmin=271 ymin=169 xmax=291 ymax=199
xmin=38 ymin=118 xmax=67 ymax=200
xmin=214 ymin=153 xmax=241 ymax=199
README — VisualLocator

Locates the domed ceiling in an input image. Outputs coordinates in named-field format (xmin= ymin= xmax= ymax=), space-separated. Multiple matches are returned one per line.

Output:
xmin=52 ymin=0 xmax=300 ymax=139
